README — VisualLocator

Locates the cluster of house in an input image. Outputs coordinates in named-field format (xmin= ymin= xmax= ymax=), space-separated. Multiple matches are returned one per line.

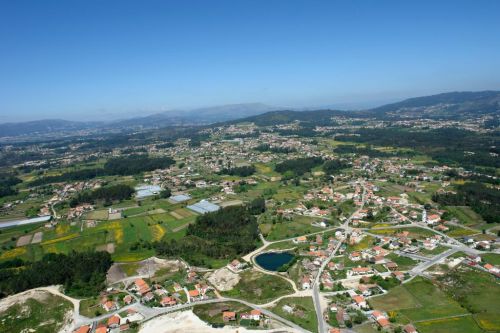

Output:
xmin=73 ymin=309 xmax=143 ymax=333
xmin=370 ymin=311 xmax=419 ymax=333
xmin=329 ymin=291 xmax=419 ymax=332
xmin=462 ymin=237 xmax=496 ymax=251
xmin=227 ymin=259 xmax=248 ymax=273
xmin=465 ymin=255 xmax=500 ymax=277
xmin=128 ymin=275 xmax=213 ymax=308
xmin=223 ymin=309 xmax=262 ymax=323
xmin=294 ymin=234 xmax=341 ymax=289
xmin=67 ymin=203 xmax=95 ymax=220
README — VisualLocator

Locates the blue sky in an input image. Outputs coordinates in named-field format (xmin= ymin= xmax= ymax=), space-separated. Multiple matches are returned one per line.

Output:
xmin=1 ymin=0 xmax=500 ymax=122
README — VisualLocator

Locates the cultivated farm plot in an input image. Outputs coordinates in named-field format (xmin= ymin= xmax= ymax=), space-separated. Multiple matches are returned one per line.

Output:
xmin=31 ymin=231 xmax=43 ymax=244
xmin=170 ymin=208 xmax=194 ymax=219
xmin=416 ymin=315 xmax=483 ymax=333
xmin=400 ymin=278 xmax=467 ymax=322
xmin=369 ymin=277 xmax=481 ymax=332
xmin=85 ymin=209 xmax=109 ymax=220
xmin=16 ymin=234 xmax=33 ymax=247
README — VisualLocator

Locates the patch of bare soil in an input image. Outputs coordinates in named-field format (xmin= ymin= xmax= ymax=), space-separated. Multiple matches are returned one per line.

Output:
xmin=0 ymin=289 xmax=50 ymax=313
xmin=107 ymin=263 xmax=126 ymax=284
xmin=139 ymin=309 xmax=299 ymax=333
xmin=16 ymin=234 xmax=32 ymax=247
xmin=207 ymin=267 xmax=240 ymax=291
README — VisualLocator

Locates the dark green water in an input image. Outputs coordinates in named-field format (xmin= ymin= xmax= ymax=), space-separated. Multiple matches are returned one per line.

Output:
xmin=255 ymin=252 xmax=294 ymax=271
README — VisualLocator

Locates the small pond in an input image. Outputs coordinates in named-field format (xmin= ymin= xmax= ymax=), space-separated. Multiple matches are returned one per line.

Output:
xmin=255 ymin=252 xmax=294 ymax=271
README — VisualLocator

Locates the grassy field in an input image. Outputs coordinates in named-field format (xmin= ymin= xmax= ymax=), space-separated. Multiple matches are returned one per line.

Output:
xmin=368 ymin=284 xmax=420 ymax=311
xmin=416 ymin=315 xmax=483 ymax=333
xmin=271 ymin=297 xmax=318 ymax=333
xmin=0 ymin=292 xmax=73 ymax=333
xmin=445 ymin=206 xmax=484 ymax=227
xmin=400 ymin=278 xmax=467 ymax=322
xmin=0 ymin=207 xmax=196 ymax=263
xmin=446 ymin=225 xmax=478 ymax=238
xmin=261 ymin=215 xmax=323 ymax=241
xmin=370 ymin=227 xmax=436 ymax=239
xmin=349 ymin=235 xmax=375 ymax=251
xmin=193 ymin=301 xmax=253 ymax=326
xmin=369 ymin=277 xmax=470 ymax=326
xmin=418 ymin=245 xmax=448 ymax=257
xmin=480 ymin=253 xmax=500 ymax=265
xmin=385 ymin=252 xmax=419 ymax=270
xmin=439 ymin=267 xmax=500 ymax=332
xmin=355 ymin=322 xmax=380 ymax=333
xmin=222 ymin=269 xmax=294 ymax=304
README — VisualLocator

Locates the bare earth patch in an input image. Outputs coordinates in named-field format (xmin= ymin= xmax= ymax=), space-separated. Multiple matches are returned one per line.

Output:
xmin=31 ymin=231 xmax=43 ymax=244
xmin=207 ymin=267 xmax=240 ymax=291
xmin=0 ymin=290 xmax=49 ymax=313
xmin=16 ymin=234 xmax=33 ymax=247
xmin=170 ymin=211 xmax=183 ymax=219
xmin=139 ymin=309 xmax=300 ymax=333
xmin=96 ymin=242 xmax=115 ymax=254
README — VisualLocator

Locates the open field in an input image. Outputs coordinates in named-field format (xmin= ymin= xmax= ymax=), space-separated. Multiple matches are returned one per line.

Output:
xmin=349 ymin=235 xmax=375 ymax=251
xmin=445 ymin=206 xmax=484 ymax=227
xmin=386 ymin=252 xmax=419 ymax=270
xmin=416 ymin=315 xmax=483 ymax=333
xmin=261 ymin=215 xmax=323 ymax=241
xmin=438 ymin=267 xmax=500 ymax=331
xmin=222 ymin=269 xmax=294 ymax=304
xmin=271 ymin=297 xmax=318 ymax=333
xmin=370 ymin=226 xmax=437 ymax=239
xmin=369 ymin=277 xmax=468 ymax=324
xmin=480 ymin=253 xmax=500 ymax=265
xmin=400 ymin=278 xmax=467 ymax=322
xmin=193 ymin=301 xmax=253 ymax=326
xmin=0 ymin=208 xmax=197 ymax=263
xmin=0 ymin=290 xmax=73 ymax=333
xmin=368 ymin=284 xmax=420 ymax=311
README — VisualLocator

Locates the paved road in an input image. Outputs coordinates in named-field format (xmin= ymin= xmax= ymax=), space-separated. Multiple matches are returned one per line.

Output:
xmin=394 ymin=250 xmax=431 ymax=262
xmin=74 ymin=296 xmax=311 ymax=333
xmin=313 ymin=180 xmax=367 ymax=333
xmin=407 ymin=248 xmax=458 ymax=278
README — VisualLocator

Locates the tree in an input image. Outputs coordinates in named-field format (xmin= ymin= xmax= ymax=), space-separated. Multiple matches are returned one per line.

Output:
xmin=248 ymin=197 xmax=266 ymax=215
xmin=160 ymin=188 xmax=172 ymax=198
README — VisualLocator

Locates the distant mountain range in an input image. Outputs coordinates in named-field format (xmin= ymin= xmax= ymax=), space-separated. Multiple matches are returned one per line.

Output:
xmin=230 ymin=91 xmax=500 ymax=125
xmin=0 ymin=103 xmax=277 ymax=138
xmin=1 ymin=91 xmax=499 ymax=138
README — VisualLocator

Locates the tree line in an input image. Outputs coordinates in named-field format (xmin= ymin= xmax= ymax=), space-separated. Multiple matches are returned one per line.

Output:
xmin=218 ymin=165 xmax=256 ymax=177
xmin=69 ymin=184 xmax=134 ymax=207
xmin=432 ymin=182 xmax=500 ymax=223
xmin=0 ymin=173 xmax=22 ymax=198
xmin=336 ymin=127 xmax=500 ymax=172
xmin=0 ymin=251 xmax=112 ymax=298
xmin=275 ymin=156 xmax=324 ymax=176
xmin=153 ymin=205 xmax=259 ymax=266
xmin=31 ymin=155 xmax=175 ymax=186
xmin=255 ymin=144 xmax=297 ymax=153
